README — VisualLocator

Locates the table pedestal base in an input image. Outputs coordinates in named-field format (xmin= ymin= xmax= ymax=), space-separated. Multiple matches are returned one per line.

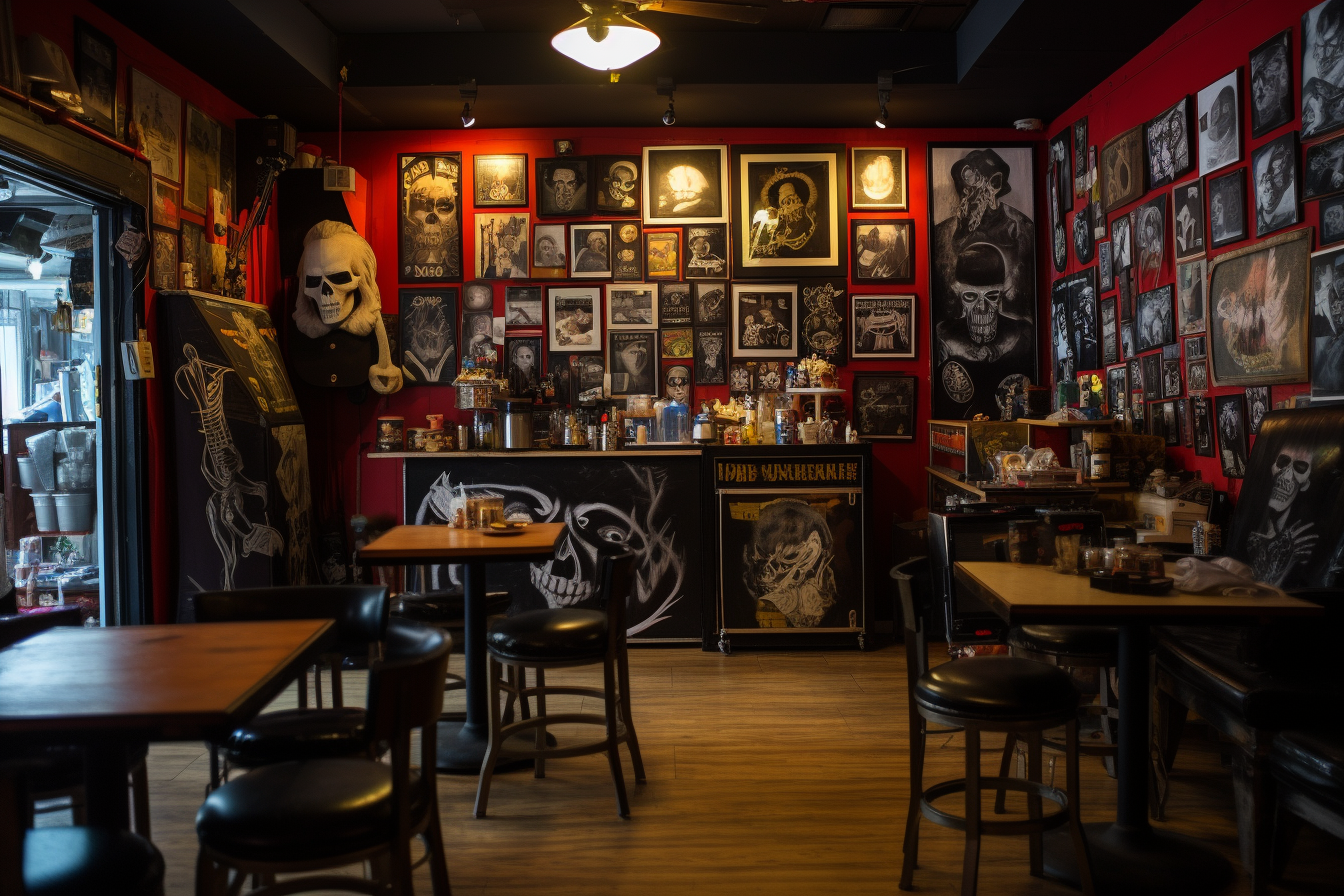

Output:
xmin=435 ymin=720 xmax=557 ymax=775
xmin=1043 ymin=823 xmax=1235 ymax=896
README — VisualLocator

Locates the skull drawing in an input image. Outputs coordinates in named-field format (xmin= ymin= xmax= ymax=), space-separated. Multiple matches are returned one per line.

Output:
xmin=409 ymin=178 xmax=456 ymax=260
xmin=665 ymin=165 xmax=708 ymax=213
xmin=777 ymin=182 xmax=803 ymax=222
xmin=954 ymin=242 xmax=1009 ymax=345
xmin=742 ymin=499 xmax=837 ymax=628
xmin=606 ymin=161 xmax=637 ymax=207
xmin=1269 ymin=447 xmax=1312 ymax=512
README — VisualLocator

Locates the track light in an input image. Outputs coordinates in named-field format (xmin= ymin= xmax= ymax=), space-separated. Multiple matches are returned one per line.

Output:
xmin=657 ymin=76 xmax=675 ymax=126
xmin=875 ymin=70 xmax=892 ymax=129
xmin=662 ymin=102 xmax=675 ymax=126
xmin=460 ymin=79 xmax=477 ymax=128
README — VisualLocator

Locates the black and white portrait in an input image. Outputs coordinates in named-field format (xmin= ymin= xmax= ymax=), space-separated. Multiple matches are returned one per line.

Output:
xmin=1191 ymin=396 xmax=1214 ymax=456
xmin=1188 ymin=359 xmax=1208 ymax=393
xmin=547 ymin=287 xmax=599 ymax=352
xmin=1252 ymin=132 xmax=1300 ymax=237
xmin=852 ymin=219 xmax=912 ymax=281
xmin=1101 ymin=127 xmax=1144 ymax=212
xmin=462 ymin=311 xmax=496 ymax=370
xmin=607 ymin=285 xmax=657 ymax=329
xmin=1197 ymin=71 xmax=1240 ymax=175
xmin=1215 ymin=393 xmax=1249 ymax=478
xmin=1099 ymin=239 xmax=1114 ymax=293
xmin=731 ymin=284 xmax=798 ymax=359
xmin=1128 ymin=357 xmax=1144 ymax=396
xmin=643 ymin=145 xmax=728 ymax=223
xmin=1111 ymin=215 xmax=1133 ymax=281
xmin=1163 ymin=358 xmax=1184 ymax=398
xmin=735 ymin=145 xmax=843 ymax=277
xmin=1161 ymin=400 xmax=1182 ymax=446
xmin=1073 ymin=212 xmax=1094 ymax=265
xmin=531 ymin=223 xmax=567 ymax=277
xmin=1323 ymin=194 xmax=1344 ymax=246
xmin=1251 ymin=30 xmax=1294 ymax=138
xmin=1137 ymin=285 xmax=1176 ymax=351
xmin=399 ymin=289 xmax=457 ymax=385
xmin=1121 ymin=319 xmax=1136 ymax=360
xmin=1309 ymin=244 xmax=1344 ymax=398
xmin=1302 ymin=0 xmax=1344 ymax=139
xmin=1106 ymin=365 xmax=1127 ymax=417
xmin=694 ymin=327 xmax=727 ymax=384
xmin=729 ymin=362 xmax=752 ymax=393
xmin=1051 ymin=284 xmax=1073 ymax=385
xmin=928 ymin=145 xmax=1037 ymax=419
xmin=612 ymin=223 xmax=643 ymax=282
xmin=1246 ymin=385 xmax=1271 ymax=434
xmin=1073 ymin=118 xmax=1089 ymax=197
xmin=504 ymin=335 xmax=541 ymax=396
xmin=608 ymin=330 xmax=656 ymax=396
xmin=693 ymin=282 xmax=728 ymax=326
xmin=1186 ymin=334 xmax=1208 ymax=359
xmin=504 ymin=286 xmax=542 ymax=327
xmin=1136 ymin=195 xmax=1166 ymax=294
xmin=398 ymin=153 xmax=462 ymax=282
xmin=1178 ymin=258 xmax=1207 ymax=336
xmin=475 ymin=213 xmax=529 ymax=279
xmin=659 ymin=282 xmax=692 ymax=325
xmin=1172 ymin=180 xmax=1205 ymax=261
xmin=852 ymin=373 xmax=916 ymax=440
xmin=851 ymin=147 xmax=907 ymax=209
xmin=131 ymin=69 xmax=181 ymax=182
xmin=851 ymin=294 xmax=915 ymax=359
xmin=1070 ymin=269 xmax=1100 ymax=371
xmin=570 ymin=224 xmax=612 ymax=278
xmin=1208 ymin=168 xmax=1248 ymax=248
xmin=684 ymin=224 xmax=729 ymax=278
xmin=1146 ymin=97 xmax=1193 ymax=191
xmin=800 ymin=279 xmax=847 ymax=364
xmin=536 ymin=157 xmax=591 ymax=216
xmin=1101 ymin=296 xmax=1118 ymax=366
xmin=1049 ymin=129 xmax=1072 ymax=220
xmin=594 ymin=155 xmax=640 ymax=215
xmin=1304 ymin=135 xmax=1344 ymax=200
xmin=473 ymin=154 xmax=527 ymax=207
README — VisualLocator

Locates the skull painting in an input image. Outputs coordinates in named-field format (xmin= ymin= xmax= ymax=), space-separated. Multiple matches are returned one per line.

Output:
xmin=1269 ymin=447 xmax=1312 ymax=512
xmin=409 ymin=177 xmax=457 ymax=264
xmin=741 ymin=499 xmax=837 ymax=628
xmin=1248 ymin=443 xmax=1321 ymax=587
xmin=605 ymin=161 xmax=638 ymax=209
xmin=956 ymin=242 xmax=1008 ymax=345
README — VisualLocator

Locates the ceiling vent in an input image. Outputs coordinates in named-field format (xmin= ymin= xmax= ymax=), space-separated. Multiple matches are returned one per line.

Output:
xmin=821 ymin=3 xmax=916 ymax=31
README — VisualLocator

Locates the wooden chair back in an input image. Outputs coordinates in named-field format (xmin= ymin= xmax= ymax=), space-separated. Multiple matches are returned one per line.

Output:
xmin=193 ymin=585 xmax=390 ymax=656
xmin=0 ymin=608 xmax=82 ymax=651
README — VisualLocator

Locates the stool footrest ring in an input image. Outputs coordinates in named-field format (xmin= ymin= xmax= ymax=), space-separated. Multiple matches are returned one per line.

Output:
xmin=921 ymin=777 xmax=1070 ymax=835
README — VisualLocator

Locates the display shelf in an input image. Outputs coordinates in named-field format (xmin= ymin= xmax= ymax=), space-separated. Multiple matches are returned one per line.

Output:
xmin=366 ymin=448 xmax=703 ymax=460
xmin=786 ymin=387 xmax=845 ymax=423
xmin=1019 ymin=418 xmax=1119 ymax=428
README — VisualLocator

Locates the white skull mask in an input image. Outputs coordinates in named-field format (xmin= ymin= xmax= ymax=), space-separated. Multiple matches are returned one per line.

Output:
xmin=959 ymin=284 xmax=1003 ymax=345
xmin=411 ymin=180 xmax=456 ymax=252
xmin=1269 ymin=447 xmax=1312 ymax=512
xmin=302 ymin=234 xmax=364 ymax=326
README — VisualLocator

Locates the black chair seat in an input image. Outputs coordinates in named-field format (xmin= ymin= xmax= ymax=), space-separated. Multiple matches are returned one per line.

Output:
xmin=1008 ymin=625 xmax=1119 ymax=662
xmin=393 ymin=589 xmax=511 ymax=625
xmin=225 ymin=707 xmax=369 ymax=767
xmin=24 ymin=827 xmax=164 ymax=896
xmin=1271 ymin=729 xmax=1344 ymax=816
xmin=485 ymin=608 xmax=607 ymax=662
xmin=197 ymin=758 xmax=425 ymax=863
xmin=914 ymin=656 xmax=1080 ymax=724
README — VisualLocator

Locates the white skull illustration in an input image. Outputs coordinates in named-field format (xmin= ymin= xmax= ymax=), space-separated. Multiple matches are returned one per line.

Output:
xmin=411 ymin=179 xmax=456 ymax=254
xmin=607 ymin=161 xmax=637 ymax=204
xmin=666 ymin=165 xmax=708 ymax=212
xmin=1269 ymin=447 xmax=1312 ymax=512
xmin=962 ymin=286 xmax=1003 ymax=344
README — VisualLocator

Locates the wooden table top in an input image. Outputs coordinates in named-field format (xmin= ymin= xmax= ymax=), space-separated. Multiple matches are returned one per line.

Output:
xmin=0 ymin=619 xmax=332 ymax=739
xmin=955 ymin=561 xmax=1325 ymax=625
xmin=356 ymin=522 xmax=566 ymax=564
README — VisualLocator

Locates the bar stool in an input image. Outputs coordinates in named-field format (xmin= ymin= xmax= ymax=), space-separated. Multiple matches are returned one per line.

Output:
xmin=900 ymin=655 xmax=1095 ymax=896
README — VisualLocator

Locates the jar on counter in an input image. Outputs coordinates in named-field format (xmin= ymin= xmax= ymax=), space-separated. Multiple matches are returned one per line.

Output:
xmin=1113 ymin=543 xmax=1141 ymax=573
xmin=1138 ymin=549 xmax=1165 ymax=577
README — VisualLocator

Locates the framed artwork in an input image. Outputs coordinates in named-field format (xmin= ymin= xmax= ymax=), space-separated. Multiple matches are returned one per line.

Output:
xmin=693 ymin=281 xmax=728 ymax=326
xmin=1207 ymin=168 xmax=1247 ymax=249
xmin=535 ymin=157 xmax=591 ymax=216
xmin=1162 ymin=358 xmax=1184 ymax=398
xmin=799 ymin=278 xmax=847 ymax=365
xmin=1196 ymin=70 xmax=1240 ymax=176
xmin=1098 ymin=240 xmax=1113 ymax=292
xmin=1070 ymin=268 xmax=1100 ymax=372
xmin=1185 ymin=332 xmax=1207 ymax=359
xmin=73 ymin=18 xmax=117 ymax=138
xmin=547 ymin=287 xmax=600 ymax=353
xmin=1303 ymin=135 xmax=1344 ymax=200
xmin=462 ymin=308 xmax=497 ymax=370
xmin=399 ymin=288 xmax=457 ymax=385
xmin=1145 ymin=96 xmax=1193 ymax=192
xmin=851 ymin=219 xmax=912 ymax=282
xmin=183 ymin=103 xmax=221 ymax=216
xmin=1177 ymin=257 xmax=1207 ymax=336
xmin=1309 ymin=244 xmax=1344 ymax=399
xmin=645 ymin=228 xmax=681 ymax=279
xmin=1073 ymin=118 xmax=1089 ymax=198
xmin=1251 ymin=131 xmax=1300 ymax=237
xmin=660 ymin=327 xmax=693 ymax=359
xmin=398 ymin=153 xmax=462 ymax=281
xmin=553 ymin=139 xmax=574 ymax=156
xmin=1246 ymin=385 xmax=1271 ymax=434
xmin=730 ymin=283 xmax=798 ymax=359
xmin=569 ymin=223 xmax=611 ymax=278
xmin=1127 ymin=356 xmax=1143 ymax=393
xmin=1105 ymin=365 xmax=1127 ymax=417
xmin=1050 ymin=275 xmax=1076 ymax=382
xmin=503 ymin=285 xmax=542 ymax=327
xmin=1143 ymin=353 xmax=1163 ymax=402
xmin=463 ymin=281 xmax=492 ymax=312
xmin=504 ymin=335 xmax=542 ymax=396
xmin=1072 ymin=210 xmax=1094 ymax=266
xmin=475 ymin=213 xmax=529 ymax=279
xmin=531 ymin=223 xmax=567 ymax=278
xmin=1048 ymin=136 xmax=1069 ymax=274
xmin=1110 ymin=215 xmax=1133 ymax=297
xmin=607 ymin=284 xmax=657 ymax=329
xmin=927 ymin=144 xmax=1037 ymax=419
xmin=1193 ymin=396 xmax=1215 ymax=456
xmin=1101 ymin=296 xmax=1118 ymax=366
xmin=662 ymin=362 xmax=692 ymax=403
xmin=1322 ymin=194 xmax=1344 ymax=246
xmin=754 ymin=360 xmax=784 ymax=391
xmin=473 ymin=154 xmax=527 ymax=207
xmin=693 ymin=327 xmax=728 ymax=384
xmin=1303 ymin=1 xmax=1344 ymax=139
xmin=1180 ymin=398 xmax=1194 ymax=448
xmin=1049 ymin=128 xmax=1072 ymax=220
xmin=611 ymin=222 xmax=643 ymax=281
xmin=1135 ymin=194 xmax=1167 ymax=293
xmin=151 ymin=229 xmax=177 ymax=291
xmin=1101 ymin=126 xmax=1144 ymax=212
xmin=130 ymin=70 xmax=180 ymax=182
xmin=729 ymin=361 xmax=752 ymax=393
xmin=180 ymin=220 xmax=203 ymax=285
xmin=151 ymin=177 xmax=180 ymax=229
xmin=1250 ymin=29 xmax=1293 ymax=139
xmin=1121 ymin=318 xmax=1136 ymax=360
xmin=593 ymin=155 xmax=641 ymax=215
xmin=851 ymin=373 xmax=916 ymax=440
xmin=852 ymin=294 xmax=915 ymax=359
xmin=1172 ymin=180 xmax=1205 ymax=261
xmin=658 ymin=282 xmax=692 ymax=325
xmin=642 ymin=144 xmax=728 ymax=224
xmin=684 ymin=224 xmax=729 ymax=279
xmin=1209 ymin=227 xmax=1310 ymax=387
xmin=1215 ymin=393 xmax=1249 ymax=478
xmin=1135 ymin=285 xmax=1176 ymax=352
xmin=850 ymin=147 xmax=907 ymax=209
xmin=1162 ymin=401 xmax=1182 ymax=446
xmin=731 ymin=144 xmax=845 ymax=279
xmin=219 ymin=125 xmax=235 ymax=223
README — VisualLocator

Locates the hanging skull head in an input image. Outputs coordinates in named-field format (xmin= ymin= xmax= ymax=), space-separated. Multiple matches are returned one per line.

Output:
xmin=293 ymin=221 xmax=403 ymax=394
xmin=1270 ymin=447 xmax=1313 ymax=513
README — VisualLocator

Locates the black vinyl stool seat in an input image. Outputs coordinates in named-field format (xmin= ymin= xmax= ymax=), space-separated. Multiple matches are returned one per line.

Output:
xmin=22 ymin=827 xmax=165 ymax=896
xmin=902 ymin=656 xmax=1095 ymax=896
xmin=485 ymin=608 xmax=607 ymax=661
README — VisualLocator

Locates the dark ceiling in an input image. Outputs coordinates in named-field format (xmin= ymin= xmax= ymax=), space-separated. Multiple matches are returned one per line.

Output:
xmin=94 ymin=0 xmax=1201 ymax=131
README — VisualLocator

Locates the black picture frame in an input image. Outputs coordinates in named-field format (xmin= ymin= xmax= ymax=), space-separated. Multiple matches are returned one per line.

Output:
xmin=1172 ymin=179 xmax=1206 ymax=261
xmin=851 ymin=294 xmax=915 ymax=360
xmin=593 ymin=155 xmax=641 ymax=215
xmin=1250 ymin=29 xmax=1293 ymax=139
xmin=504 ymin=335 xmax=543 ymax=396
xmin=684 ymin=223 xmax=730 ymax=279
xmin=1196 ymin=69 xmax=1241 ymax=177
xmin=1101 ymin=296 xmax=1119 ymax=366
xmin=1072 ymin=210 xmax=1095 ymax=266
xmin=399 ymin=288 xmax=458 ymax=385
xmin=546 ymin=286 xmax=601 ymax=354
xmin=1145 ymin=96 xmax=1194 ymax=192
xmin=1162 ymin=358 xmax=1184 ymax=398
xmin=1215 ymin=393 xmax=1249 ymax=478
xmin=1245 ymin=384 xmax=1271 ymax=434
xmin=72 ymin=18 xmax=117 ymax=138
xmin=1049 ymin=128 xmax=1072 ymax=220
xmin=1143 ymin=353 xmax=1163 ymax=402
xmin=851 ymin=373 xmax=917 ymax=441
xmin=1206 ymin=168 xmax=1247 ymax=249
xmin=1311 ymin=243 xmax=1344 ymax=399
xmin=1303 ymin=134 xmax=1344 ymax=200
xmin=151 ymin=228 xmax=177 ymax=292
xmin=731 ymin=143 xmax=846 ymax=279
xmin=611 ymin=222 xmax=643 ymax=282
xmin=503 ymin=285 xmax=543 ymax=328
xmin=1101 ymin=126 xmax=1144 ymax=213
xmin=607 ymin=330 xmax=656 ymax=396
xmin=474 ymin=212 xmax=529 ymax=279
xmin=569 ymin=223 xmax=612 ymax=279
xmin=1251 ymin=131 xmax=1300 ymax=238
xmin=728 ymin=361 xmax=753 ymax=394
xmin=531 ymin=223 xmax=567 ymax=278
xmin=1105 ymin=364 xmax=1127 ymax=417
xmin=643 ymin=145 xmax=729 ymax=224
xmin=1322 ymin=194 xmax=1344 ymax=247
xmin=553 ymin=139 xmax=575 ymax=156
xmin=799 ymin=278 xmax=848 ymax=365
xmin=658 ymin=282 xmax=693 ymax=326
xmin=1188 ymin=359 xmax=1208 ymax=393
xmin=730 ymin=283 xmax=798 ymax=359
xmin=693 ymin=281 xmax=728 ymax=326
xmin=850 ymin=147 xmax=908 ymax=210
xmin=1073 ymin=117 xmax=1089 ymax=198
xmin=851 ymin=218 xmax=913 ymax=282
xmin=398 ymin=153 xmax=463 ymax=282
xmin=1302 ymin=3 xmax=1344 ymax=139
xmin=1177 ymin=257 xmax=1207 ymax=337
xmin=535 ymin=156 xmax=592 ymax=217
xmin=693 ymin=327 xmax=728 ymax=384
xmin=1193 ymin=396 xmax=1215 ymax=456
xmin=473 ymin=153 xmax=528 ymax=207
xmin=1136 ymin=284 xmax=1176 ymax=352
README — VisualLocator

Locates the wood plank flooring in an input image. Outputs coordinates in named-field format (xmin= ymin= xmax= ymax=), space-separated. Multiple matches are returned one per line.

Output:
xmin=122 ymin=644 xmax=1341 ymax=895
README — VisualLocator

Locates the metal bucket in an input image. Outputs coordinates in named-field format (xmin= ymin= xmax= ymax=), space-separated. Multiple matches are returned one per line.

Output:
xmin=55 ymin=492 xmax=95 ymax=532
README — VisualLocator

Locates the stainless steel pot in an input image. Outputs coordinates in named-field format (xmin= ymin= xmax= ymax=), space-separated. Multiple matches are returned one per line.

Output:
xmin=495 ymin=398 xmax=534 ymax=450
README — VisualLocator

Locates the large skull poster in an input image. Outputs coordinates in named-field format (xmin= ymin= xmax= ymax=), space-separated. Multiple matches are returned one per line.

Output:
xmin=406 ymin=456 xmax=703 ymax=641
xmin=398 ymin=153 xmax=462 ymax=282
xmin=928 ymin=145 xmax=1038 ymax=419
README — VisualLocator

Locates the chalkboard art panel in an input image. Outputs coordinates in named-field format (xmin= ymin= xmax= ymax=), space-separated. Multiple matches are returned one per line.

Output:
xmin=399 ymin=289 xmax=457 ymax=385
xmin=852 ymin=373 xmax=916 ymax=440
xmin=398 ymin=153 xmax=463 ymax=282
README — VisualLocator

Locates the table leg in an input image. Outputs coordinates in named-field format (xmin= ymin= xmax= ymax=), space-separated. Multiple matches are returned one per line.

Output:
xmin=1042 ymin=624 xmax=1235 ymax=894
xmin=83 ymin=741 xmax=132 ymax=829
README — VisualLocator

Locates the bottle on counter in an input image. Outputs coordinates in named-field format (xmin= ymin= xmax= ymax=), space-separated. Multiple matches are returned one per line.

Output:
xmin=663 ymin=399 xmax=690 ymax=443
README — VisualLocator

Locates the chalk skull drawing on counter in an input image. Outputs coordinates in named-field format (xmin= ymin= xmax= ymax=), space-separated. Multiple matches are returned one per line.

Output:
xmin=292 ymin=221 xmax=403 ymax=394
xmin=741 ymin=499 xmax=837 ymax=628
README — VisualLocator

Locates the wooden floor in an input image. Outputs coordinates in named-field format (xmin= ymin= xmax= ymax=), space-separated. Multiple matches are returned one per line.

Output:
xmin=118 ymin=643 xmax=1342 ymax=895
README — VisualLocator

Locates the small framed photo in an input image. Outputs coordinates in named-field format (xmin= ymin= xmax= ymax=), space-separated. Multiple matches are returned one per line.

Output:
xmin=851 ymin=373 xmax=916 ymax=440
xmin=536 ymin=157 xmax=591 ymax=216
xmin=475 ymin=213 xmax=529 ymax=279
xmin=1101 ymin=296 xmax=1119 ymax=366
xmin=1303 ymin=135 xmax=1344 ymax=201
xmin=1099 ymin=240 xmax=1113 ymax=292
xmin=504 ymin=286 xmax=543 ymax=328
xmin=1245 ymin=385 xmax=1271 ymax=435
xmin=1188 ymin=359 xmax=1209 ymax=393
xmin=569 ymin=223 xmax=611 ymax=278
xmin=1172 ymin=179 xmax=1205 ymax=261
xmin=1180 ymin=398 xmax=1193 ymax=448
xmin=850 ymin=147 xmax=907 ymax=209
xmin=755 ymin=360 xmax=784 ymax=391
xmin=73 ymin=18 xmax=118 ymax=138
xmin=1323 ymin=195 xmax=1344 ymax=247
xmin=1105 ymin=365 xmax=1128 ymax=416
xmin=463 ymin=280 xmax=493 ymax=312
xmin=608 ymin=330 xmax=657 ymax=396
xmin=851 ymin=294 xmax=915 ymax=359
xmin=1249 ymin=30 xmax=1293 ymax=139
xmin=1145 ymin=96 xmax=1193 ymax=192
xmin=693 ymin=327 xmax=728 ymax=384
xmin=593 ymin=155 xmax=641 ymax=215
xmin=729 ymin=361 xmax=753 ymax=393
xmin=1143 ymin=353 xmax=1163 ymax=402
xmin=1161 ymin=400 xmax=1181 ymax=446
xmin=644 ymin=228 xmax=682 ymax=279
xmin=1136 ymin=285 xmax=1176 ymax=351
xmin=1177 ymin=257 xmax=1207 ymax=335
xmin=151 ymin=228 xmax=177 ymax=291
xmin=1193 ymin=396 xmax=1215 ymax=456
xmin=504 ymin=334 xmax=543 ymax=396
xmin=532 ymin=223 xmax=567 ymax=278
xmin=607 ymin=284 xmax=657 ymax=329
xmin=554 ymin=139 xmax=575 ymax=156
xmin=547 ymin=286 xmax=601 ymax=353
xmin=1196 ymin=70 xmax=1240 ymax=177
xmin=1162 ymin=358 xmax=1184 ymax=398
xmin=1214 ymin=393 xmax=1249 ymax=478
xmin=473 ymin=154 xmax=528 ymax=206
xmin=658 ymin=282 xmax=692 ymax=325
xmin=851 ymin=219 xmax=913 ymax=282
xmin=612 ymin=222 xmax=643 ymax=281
xmin=684 ymin=224 xmax=729 ymax=279
xmin=152 ymin=177 xmax=180 ymax=229
xmin=730 ymin=283 xmax=798 ymax=358
xmin=1184 ymin=334 xmax=1207 ymax=359
xmin=400 ymin=288 xmax=458 ymax=385
xmin=643 ymin=144 xmax=729 ymax=224
xmin=660 ymin=327 xmax=693 ymax=359
xmin=693 ymin=281 xmax=728 ymax=325
xmin=1251 ymin=132 xmax=1299 ymax=238
xmin=1206 ymin=168 xmax=1247 ymax=249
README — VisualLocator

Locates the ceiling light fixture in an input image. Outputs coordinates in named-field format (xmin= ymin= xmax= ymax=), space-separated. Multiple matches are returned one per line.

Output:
xmin=553 ymin=2 xmax=661 ymax=71
xmin=459 ymin=80 xmax=477 ymax=128
xmin=658 ymin=76 xmax=675 ymax=126
xmin=875 ymin=70 xmax=892 ymax=129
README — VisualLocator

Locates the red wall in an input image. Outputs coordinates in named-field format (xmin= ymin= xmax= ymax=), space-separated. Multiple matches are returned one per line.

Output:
xmin=1046 ymin=0 xmax=1322 ymax=502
